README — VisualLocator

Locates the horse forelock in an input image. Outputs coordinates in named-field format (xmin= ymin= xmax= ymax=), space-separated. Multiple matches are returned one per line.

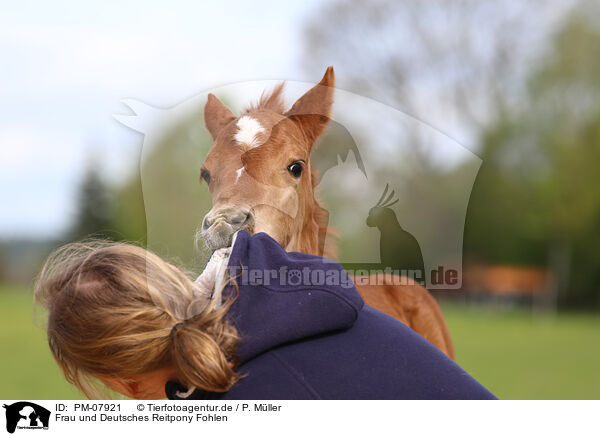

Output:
xmin=243 ymin=82 xmax=286 ymax=114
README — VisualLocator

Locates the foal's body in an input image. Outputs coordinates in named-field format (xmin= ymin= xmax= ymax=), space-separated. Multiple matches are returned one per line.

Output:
xmin=199 ymin=67 xmax=455 ymax=359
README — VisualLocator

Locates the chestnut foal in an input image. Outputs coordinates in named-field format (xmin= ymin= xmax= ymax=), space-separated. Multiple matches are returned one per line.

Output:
xmin=199 ymin=67 xmax=454 ymax=359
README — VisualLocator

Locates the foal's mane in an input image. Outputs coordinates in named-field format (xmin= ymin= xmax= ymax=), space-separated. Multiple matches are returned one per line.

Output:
xmin=311 ymin=169 xmax=339 ymax=260
xmin=244 ymin=83 xmax=338 ymax=259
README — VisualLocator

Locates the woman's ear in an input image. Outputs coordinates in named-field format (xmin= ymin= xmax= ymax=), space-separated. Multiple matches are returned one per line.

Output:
xmin=101 ymin=368 xmax=176 ymax=399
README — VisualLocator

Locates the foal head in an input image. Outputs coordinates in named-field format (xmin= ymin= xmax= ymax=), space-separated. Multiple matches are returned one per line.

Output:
xmin=199 ymin=67 xmax=335 ymax=253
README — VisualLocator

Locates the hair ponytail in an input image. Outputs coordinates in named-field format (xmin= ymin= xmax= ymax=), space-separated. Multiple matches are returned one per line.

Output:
xmin=169 ymin=274 xmax=242 ymax=393
xmin=170 ymin=321 xmax=239 ymax=392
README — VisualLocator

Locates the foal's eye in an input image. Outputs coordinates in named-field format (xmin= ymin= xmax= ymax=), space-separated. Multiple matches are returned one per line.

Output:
xmin=287 ymin=161 xmax=303 ymax=178
xmin=200 ymin=169 xmax=211 ymax=184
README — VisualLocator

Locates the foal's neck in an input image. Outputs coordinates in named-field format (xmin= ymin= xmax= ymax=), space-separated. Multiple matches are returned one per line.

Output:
xmin=287 ymin=216 xmax=319 ymax=255
xmin=286 ymin=173 xmax=333 ymax=257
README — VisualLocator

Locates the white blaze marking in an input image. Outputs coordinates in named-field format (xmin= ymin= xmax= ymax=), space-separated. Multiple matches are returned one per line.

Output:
xmin=234 ymin=116 xmax=265 ymax=148
xmin=235 ymin=166 xmax=245 ymax=184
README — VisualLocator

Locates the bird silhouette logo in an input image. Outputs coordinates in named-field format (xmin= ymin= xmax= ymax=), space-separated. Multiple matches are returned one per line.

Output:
xmin=366 ymin=184 xmax=425 ymax=285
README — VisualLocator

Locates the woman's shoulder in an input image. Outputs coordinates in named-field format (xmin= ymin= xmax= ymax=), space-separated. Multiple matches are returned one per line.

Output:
xmin=237 ymin=306 xmax=495 ymax=400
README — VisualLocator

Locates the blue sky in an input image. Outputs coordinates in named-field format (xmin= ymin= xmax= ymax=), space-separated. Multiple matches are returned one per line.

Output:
xmin=0 ymin=0 xmax=324 ymax=238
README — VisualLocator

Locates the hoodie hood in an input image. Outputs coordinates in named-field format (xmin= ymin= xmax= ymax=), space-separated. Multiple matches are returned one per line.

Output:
xmin=223 ymin=230 xmax=364 ymax=363
xmin=165 ymin=230 xmax=363 ymax=399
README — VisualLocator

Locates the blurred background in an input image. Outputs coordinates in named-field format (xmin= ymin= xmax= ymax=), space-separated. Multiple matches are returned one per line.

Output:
xmin=1 ymin=0 xmax=599 ymax=399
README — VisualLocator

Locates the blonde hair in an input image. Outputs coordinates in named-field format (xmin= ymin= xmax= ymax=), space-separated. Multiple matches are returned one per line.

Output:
xmin=34 ymin=240 xmax=239 ymax=399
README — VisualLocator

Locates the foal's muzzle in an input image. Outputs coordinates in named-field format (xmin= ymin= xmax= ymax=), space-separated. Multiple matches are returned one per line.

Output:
xmin=201 ymin=206 xmax=253 ymax=250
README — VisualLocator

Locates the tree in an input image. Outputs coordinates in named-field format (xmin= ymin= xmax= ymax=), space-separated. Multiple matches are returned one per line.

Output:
xmin=0 ymin=243 xmax=7 ymax=283
xmin=301 ymin=0 xmax=570 ymax=146
xmin=464 ymin=4 xmax=600 ymax=307
xmin=68 ymin=160 xmax=114 ymax=241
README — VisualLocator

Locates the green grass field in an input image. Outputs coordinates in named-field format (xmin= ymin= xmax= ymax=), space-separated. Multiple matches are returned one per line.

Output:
xmin=1 ymin=287 xmax=599 ymax=399
xmin=0 ymin=288 xmax=84 ymax=399
xmin=442 ymin=303 xmax=600 ymax=399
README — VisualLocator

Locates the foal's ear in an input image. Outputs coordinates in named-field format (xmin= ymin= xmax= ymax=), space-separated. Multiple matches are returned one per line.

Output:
xmin=285 ymin=66 xmax=335 ymax=149
xmin=204 ymin=94 xmax=236 ymax=140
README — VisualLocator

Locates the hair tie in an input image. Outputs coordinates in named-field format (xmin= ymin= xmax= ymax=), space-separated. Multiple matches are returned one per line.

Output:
xmin=170 ymin=322 xmax=185 ymax=338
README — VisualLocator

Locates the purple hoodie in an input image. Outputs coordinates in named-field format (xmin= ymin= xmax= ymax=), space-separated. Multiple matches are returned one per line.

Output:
xmin=166 ymin=230 xmax=495 ymax=400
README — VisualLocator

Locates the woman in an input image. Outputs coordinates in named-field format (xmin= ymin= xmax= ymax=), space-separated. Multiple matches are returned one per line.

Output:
xmin=35 ymin=230 xmax=495 ymax=400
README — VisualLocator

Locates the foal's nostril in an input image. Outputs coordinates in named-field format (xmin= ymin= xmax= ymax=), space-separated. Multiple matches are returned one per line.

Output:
xmin=202 ymin=215 xmax=212 ymax=231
